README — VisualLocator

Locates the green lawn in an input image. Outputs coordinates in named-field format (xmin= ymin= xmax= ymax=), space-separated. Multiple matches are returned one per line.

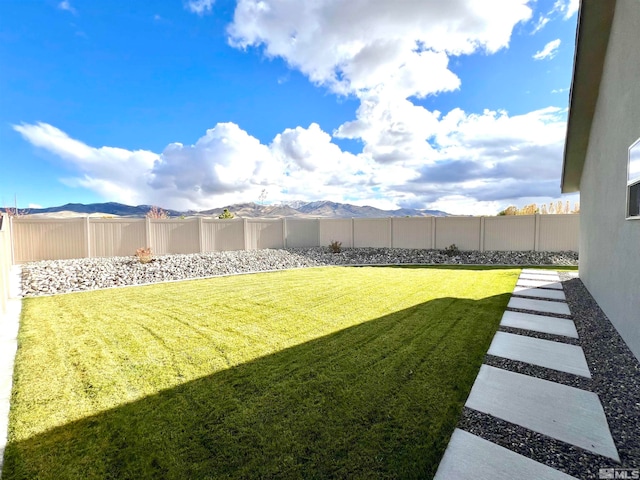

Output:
xmin=4 ymin=266 xmax=520 ymax=479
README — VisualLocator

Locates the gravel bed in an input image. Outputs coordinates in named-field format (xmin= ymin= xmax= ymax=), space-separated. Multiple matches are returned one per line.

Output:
xmin=506 ymin=307 xmax=573 ymax=321
xmin=562 ymin=274 xmax=640 ymax=471
xmin=497 ymin=325 xmax=582 ymax=345
xmin=483 ymin=354 xmax=592 ymax=390
xmin=459 ymin=272 xmax=640 ymax=478
xmin=19 ymin=247 xmax=578 ymax=297
xmin=458 ymin=408 xmax=606 ymax=478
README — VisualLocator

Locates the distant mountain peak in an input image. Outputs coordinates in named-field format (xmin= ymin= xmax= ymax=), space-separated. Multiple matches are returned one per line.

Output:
xmin=16 ymin=200 xmax=450 ymax=218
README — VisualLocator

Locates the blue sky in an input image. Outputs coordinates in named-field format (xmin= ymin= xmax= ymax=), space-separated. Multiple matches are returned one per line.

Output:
xmin=0 ymin=0 xmax=580 ymax=215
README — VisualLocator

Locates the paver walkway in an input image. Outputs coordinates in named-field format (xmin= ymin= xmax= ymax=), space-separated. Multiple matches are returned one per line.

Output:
xmin=434 ymin=269 xmax=620 ymax=479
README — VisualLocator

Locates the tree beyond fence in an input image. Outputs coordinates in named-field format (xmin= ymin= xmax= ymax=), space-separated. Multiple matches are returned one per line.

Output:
xmin=9 ymin=214 xmax=580 ymax=264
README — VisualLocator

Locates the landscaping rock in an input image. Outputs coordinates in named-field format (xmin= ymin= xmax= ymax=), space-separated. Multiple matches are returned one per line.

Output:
xmin=20 ymin=248 xmax=578 ymax=297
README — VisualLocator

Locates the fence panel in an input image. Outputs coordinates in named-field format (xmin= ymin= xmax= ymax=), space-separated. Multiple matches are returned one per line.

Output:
xmin=0 ymin=216 xmax=12 ymax=314
xmin=285 ymin=218 xmax=320 ymax=248
xmin=319 ymin=219 xmax=354 ymax=248
xmin=12 ymin=218 xmax=86 ymax=262
xmin=354 ymin=218 xmax=391 ymax=248
xmin=484 ymin=215 xmax=535 ymax=251
xmin=246 ymin=219 xmax=285 ymax=250
xmin=201 ymin=219 xmax=245 ymax=252
xmin=9 ymin=214 xmax=581 ymax=262
xmin=538 ymin=214 xmax=580 ymax=251
xmin=391 ymin=218 xmax=433 ymax=249
xmin=435 ymin=217 xmax=482 ymax=251
xmin=150 ymin=219 xmax=200 ymax=255
xmin=90 ymin=219 xmax=147 ymax=257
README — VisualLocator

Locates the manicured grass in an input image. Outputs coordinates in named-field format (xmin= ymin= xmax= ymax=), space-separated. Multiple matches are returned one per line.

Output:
xmin=5 ymin=266 xmax=519 ymax=479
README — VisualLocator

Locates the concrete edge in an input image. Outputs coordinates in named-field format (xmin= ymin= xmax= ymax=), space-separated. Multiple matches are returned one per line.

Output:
xmin=0 ymin=266 xmax=22 ymax=478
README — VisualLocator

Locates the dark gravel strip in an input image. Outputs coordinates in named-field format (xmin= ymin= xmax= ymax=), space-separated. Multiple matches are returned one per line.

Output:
xmin=507 ymin=307 xmax=573 ymax=320
xmin=511 ymin=293 xmax=568 ymax=302
xmin=455 ymin=274 xmax=640 ymax=478
xmin=484 ymin=354 xmax=592 ymax=390
xmin=498 ymin=325 xmax=582 ymax=345
xmin=560 ymin=274 xmax=640 ymax=469
xmin=458 ymin=408 xmax=607 ymax=479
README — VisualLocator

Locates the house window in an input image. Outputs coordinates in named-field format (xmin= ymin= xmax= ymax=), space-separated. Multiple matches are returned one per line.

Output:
xmin=628 ymin=137 xmax=640 ymax=218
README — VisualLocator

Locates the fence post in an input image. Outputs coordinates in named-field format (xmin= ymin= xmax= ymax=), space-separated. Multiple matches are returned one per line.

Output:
xmin=282 ymin=217 xmax=287 ymax=249
xmin=389 ymin=218 xmax=393 ymax=248
xmin=351 ymin=218 xmax=355 ymax=248
xmin=84 ymin=216 xmax=91 ymax=258
xmin=243 ymin=218 xmax=249 ymax=251
xmin=9 ymin=216 xmax=15 ymax=265
xmin=198 ymin=217 xmax=204 ymax=253
xmin=431 ymin=217 xmax=436 ymax=249
xmin=479 ymin=216 xmax=485 ymax=253
xmin=317 ymin=218 xmax=321 ymax=247
xmin=145 ymin=217 xmax=152 ymax=249
xmin=534 ymin=214 xmax=540 ymax=252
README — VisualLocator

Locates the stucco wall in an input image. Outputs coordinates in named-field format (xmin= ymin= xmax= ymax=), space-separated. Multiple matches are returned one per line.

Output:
xmin=580 ymin=0 xmax=640 ymax=360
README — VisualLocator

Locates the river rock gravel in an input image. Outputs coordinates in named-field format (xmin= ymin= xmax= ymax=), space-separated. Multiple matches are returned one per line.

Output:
xmin=20 ymin=247 xmax=578 ymax=297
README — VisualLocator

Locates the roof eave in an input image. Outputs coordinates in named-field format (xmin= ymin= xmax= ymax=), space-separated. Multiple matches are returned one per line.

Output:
xmin=561 ymin=0 xmax=617 ymax=194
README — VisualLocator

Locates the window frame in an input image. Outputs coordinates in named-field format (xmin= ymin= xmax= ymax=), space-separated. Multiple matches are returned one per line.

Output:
xmin=627 ymin=136 xmax=640 ymax=220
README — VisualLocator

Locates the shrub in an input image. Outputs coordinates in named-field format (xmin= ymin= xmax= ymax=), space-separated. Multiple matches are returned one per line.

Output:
xmin=218 ymin=208 xmax=234 ymax=219
xmin=329 ymin=240 xmax=342 ymax=254
xmin=147 ymin=206 xmax=169 ymax=219
xmin=135 ymin=247 xmax=153 ymax=264
xmin=443 ymin=244 xmax=460 ymax=257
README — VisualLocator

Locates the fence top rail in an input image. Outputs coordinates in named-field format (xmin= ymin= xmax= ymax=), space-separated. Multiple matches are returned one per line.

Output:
xmin=245 ymin=218 xmax=283 ymax=223
xmin=10 ymin=213 xmax=581 ymax=224
xmin=11 ymin=217 xmax=88 ymax=224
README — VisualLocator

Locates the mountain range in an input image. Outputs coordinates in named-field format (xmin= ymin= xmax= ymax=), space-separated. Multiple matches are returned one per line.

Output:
xmin=11 ymin=201 xmax=449 ymax=218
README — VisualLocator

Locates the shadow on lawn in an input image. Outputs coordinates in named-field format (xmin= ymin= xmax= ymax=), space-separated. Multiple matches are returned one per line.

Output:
xmin=3 ymin=293 xmax=512 ymax=480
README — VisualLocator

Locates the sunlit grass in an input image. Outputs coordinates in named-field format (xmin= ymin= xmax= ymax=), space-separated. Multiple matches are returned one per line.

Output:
xmin=5 ymin=266 xmax=520 ymax=479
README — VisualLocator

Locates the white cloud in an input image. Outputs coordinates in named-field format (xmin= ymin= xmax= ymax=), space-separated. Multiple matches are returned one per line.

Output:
xmin=58 ymin=0 xmax=77 ymax=14
xmin=228 ymin=0 xmax=532 ymax=98
xmin=552 ymin=0 xmax=579 ymax=20
xmin=150 ymin=122 xmax=276 ymax=204
xmin=14 ymin=122 xmax=158 ymax=206
xmin=531 ymin=15 xmax=550 ymax=34
xmin=28 ymin=203 xmax=43 ymax=209
xmin=226 ymin=0 xmax=538 ymax=205
xmin=13 ymin=104 xmax=569 ymax=215
xmin=335 ymin=88 xmax=442 ymax=165
xmin=551 ymin=87 xmax=569 ymax=94
xmin=185 ymin=0 xmax=215 ymax=16
xmin=533 ymin=39 xmax=561 ymax=60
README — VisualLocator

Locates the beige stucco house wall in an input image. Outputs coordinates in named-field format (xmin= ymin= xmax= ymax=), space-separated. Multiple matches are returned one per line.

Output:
xmin=562 ymin=0 xmax=640 ymax=360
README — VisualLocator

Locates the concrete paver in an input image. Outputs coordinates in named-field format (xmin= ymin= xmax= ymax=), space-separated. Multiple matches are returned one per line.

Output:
xmin=465 ymin=365 xmax=619 ymax=461
xmin=513 ymin=286 xmax=566 ymax=300
xmin=508 ymin=297 xmax=571 ymax=315
xmin=521 ymin=269 xmax=560 ymax=276
xmin=434 ymin=428 xmax=578 ymax=480
xmin=520 ymin=273 xmax=561 ymax=282
xmin=500 ymin=310 xmax=578 ymax=338
xmin=516 ymin=279 xmax=564 ymax=290
xmin=488 ymin=332 xmax=591 ymax=377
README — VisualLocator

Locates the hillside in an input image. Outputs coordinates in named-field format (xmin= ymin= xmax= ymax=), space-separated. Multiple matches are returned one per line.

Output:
xmin=10 ymin=201 xmax=449 ymax=218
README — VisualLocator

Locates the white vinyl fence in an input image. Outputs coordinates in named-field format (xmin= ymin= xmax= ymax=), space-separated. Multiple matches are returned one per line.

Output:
xmin=9 ymin=214 xmax=580 ymax=264
xmin=0 ymin=215 xmax=14 ymax=313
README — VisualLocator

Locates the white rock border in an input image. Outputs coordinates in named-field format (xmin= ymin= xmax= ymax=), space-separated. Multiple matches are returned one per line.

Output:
xmin=20 ymin=248 xmax=578 ymax=297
